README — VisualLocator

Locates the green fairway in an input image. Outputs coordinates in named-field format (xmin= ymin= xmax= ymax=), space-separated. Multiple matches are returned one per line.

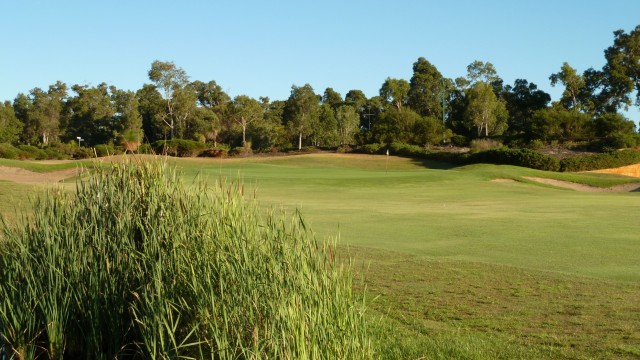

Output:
xmin=1 ymin=153 xmax=639 ymax=358
xmin=172 ymin=154 xmax=640 ymax=282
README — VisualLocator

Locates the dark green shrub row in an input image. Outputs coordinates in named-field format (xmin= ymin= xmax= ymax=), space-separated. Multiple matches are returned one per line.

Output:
xmin=0 ymin=142 xmax=96 ymax=160
xmin=353 ymin=143 xmax=640 ymax=172
xmin=560 ymin=149 xmax=640 ymax=172
xmin=153 ymin=139 xmax=207 ymax=157
xmin=467 ymin=148 xmax=561 ymax=171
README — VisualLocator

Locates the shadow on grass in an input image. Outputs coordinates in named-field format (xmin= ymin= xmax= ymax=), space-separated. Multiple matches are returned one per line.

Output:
xmin=407 ymin=157 xmax=460 ymax=170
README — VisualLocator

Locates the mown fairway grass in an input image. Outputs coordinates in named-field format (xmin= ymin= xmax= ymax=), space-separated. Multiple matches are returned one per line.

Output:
xmin=1 ymin=153 xmax=639 ymax=358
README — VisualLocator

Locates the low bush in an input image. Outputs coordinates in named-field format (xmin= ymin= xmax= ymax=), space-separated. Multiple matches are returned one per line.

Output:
xmin=336 ymin=144 xmax=353 ymax=153
xmin=0 ymin=143 xmax=21 ymax=159
xmin=359 ymin=143 xmax=386 ymax=155
xmin=17 ymin=145 xmax=47 ymax=160
xmin=470 ymin=138 xmax=503 ymax=152
xmin=560 ymin=149 xmax=640 ymax=172
xmin=389 ymin=142 xmax=423 ymax=156
xmin=0 ymin=160 xmax=372 ymax=359
xmin=229 ymin=145 xmax=253 ymax=157
xmin=72 ymin=146 xmax=94 ymax=159
xmin=93 ymin=144 xmax=123 ymax=157
xmin=136 ymin=143 xmax=154 ymax=154
xmin=153 ymin=139 xmax=207 ymax=157
xmin=450 ymin=134 xmax=469 ymax=147
xmin=467 ymin=148 xmax=561 ymax=171
xmin=198 ymin=148 xmax=228 ymax=158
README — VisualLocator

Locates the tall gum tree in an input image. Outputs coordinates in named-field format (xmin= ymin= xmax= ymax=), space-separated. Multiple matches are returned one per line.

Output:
xmin=228 ymin=95 xmax=263 ymax=148
xmin=380 ymin=77 xmax=409 ymax=110
xmin=465 ymin=82 xmax=508 ymax=137
xmin=408 ymin=57 xmax=445 ymax=117
xmin=148 ymin=60 xmax=190 ymax=139
xmin=284 ymin=84 xmax=320 ymax=150
xmin=549 ymin=62 xmax=587 ymax=111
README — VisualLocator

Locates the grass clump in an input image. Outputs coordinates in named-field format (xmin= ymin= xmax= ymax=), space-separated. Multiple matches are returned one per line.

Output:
xmin=0 ymin=158 xmax=371 ymax=359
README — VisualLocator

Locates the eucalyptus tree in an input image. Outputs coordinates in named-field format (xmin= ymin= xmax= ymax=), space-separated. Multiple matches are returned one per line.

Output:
xmin=371 ymin=107 xmax=422 ymax=144
xmin=380 ymin=77 xmax=409 ymax=110
xmin=465 ymin=82 xmax=508 ymax=137
xmin=599 ymin=25 xmax=640 ymax=112
xmin=549 ymin=62 xmax=587 ymax=111
xmin=344 ymin=89 xmax=367 ymax=112
xmin=284 ymin=84 xmax=320 ymax=150
xmin=0 ymin=101 xmax=23 ymax=144
xmin=192 ymin=80 xmax=230 ymax=109
xmin=315 ymin=104 xmax=338 ymax=147
xmin=111 ymin=87 xmax=143 ymax=150
xmin=17 ymin=81 xmax=68 ymax=145
xmin=148 ymin=60 xmax=190 ymax=139
xmin=407 ymin=57 xmax=445 ymax=117
xmin=136 ymin=84 xmax=166 ymax=142
xmin=228 ymin=95 xmax=263 ymax=147
xmin=322 ymin=87 xmax=343 ymax=109
xmin=335 ymin=105 xmax=359 ymax=145
xmin=466 ymin=60 xmax=501 ymax=87
xmin=13 ymin=93 xmax=36 ymax=144
xmin=251 ymin=99 xmax=289 ymax=150
xmin=66 ymin=83 xmax=116 ymax=145
xmin=503 ymin=79 xmax=551 ymax=137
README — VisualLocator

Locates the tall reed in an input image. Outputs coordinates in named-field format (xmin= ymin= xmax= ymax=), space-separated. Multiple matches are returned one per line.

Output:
xmin=0 ymin=158 xmax=371 ymax=359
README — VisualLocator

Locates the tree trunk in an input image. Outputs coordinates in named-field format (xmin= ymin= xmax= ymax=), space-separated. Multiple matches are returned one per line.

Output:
xmin=242 ymin=125 xmax=247 ymax=147
xmin=298 ymin=132 xmax=302 ymax=150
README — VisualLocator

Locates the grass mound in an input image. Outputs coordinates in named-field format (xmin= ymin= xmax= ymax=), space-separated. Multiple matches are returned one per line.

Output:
xmin=0 ymin=158 xmax=371 ymax=359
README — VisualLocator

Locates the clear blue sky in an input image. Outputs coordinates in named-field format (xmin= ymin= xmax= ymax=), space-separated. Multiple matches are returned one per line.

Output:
xmin=1 ymin=0 xmax=639 ymax=120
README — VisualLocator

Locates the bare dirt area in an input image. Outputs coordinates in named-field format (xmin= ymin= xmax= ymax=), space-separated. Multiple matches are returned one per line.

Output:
xmin=523 ymin=176 xmax=640 ymax=192
xmin=0 ymin=166 xmax=82 ymax=184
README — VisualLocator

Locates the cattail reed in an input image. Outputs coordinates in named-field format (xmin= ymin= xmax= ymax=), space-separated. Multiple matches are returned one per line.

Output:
xmin=0 ymin=158 xmax=371 ymax=359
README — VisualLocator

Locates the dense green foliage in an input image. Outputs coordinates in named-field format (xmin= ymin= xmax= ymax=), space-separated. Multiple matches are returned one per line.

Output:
xmin=560 ymin=149 xmax=640 ymax=171
xmin=0 ymin=160 xmax=371 ymax=359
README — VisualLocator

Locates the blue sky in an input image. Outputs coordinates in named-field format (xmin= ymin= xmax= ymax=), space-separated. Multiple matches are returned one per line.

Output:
xmin=1 ymin=1 xmax=639 ymax=120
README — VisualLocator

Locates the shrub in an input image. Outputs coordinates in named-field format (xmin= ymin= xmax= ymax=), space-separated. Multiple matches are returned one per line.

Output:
xmin=198 ymin=148 xmax=228 ymax=158
xmin=389 ymin=142 xmax=423 ymax=156
xmin=0 ymin=143 xmax=22 ymax=159
xmin=229 ymin=145 xmax=253 ymax=157
xmin=72 ymin=146 xmax=94 ymax=159
xmin=450 ymin=134 xmax=469 ymax=147
xmin=468 ymin=148 xmax=561 ymax=171
xmin=470 ymin=138 xmax=503 ymax=152
xmin=359 ymin=143 xmax=386 ymax=154
xmin=93 ymin=144 xmax=123 ymax=157
xmin=336 ymin=144 xmax=353 ymax=153
xmin=136 ymin=143 xmax=154 ymax=154
xmin=153 ymin=139 xmax=207 ymax=157
xmin=560 ymin=149 xmax=640 ymax=172
xmin=527 ymin=139 xmax=545 ymax=150
xmin=0 ymin=160 xmax=371 ymax=359
xmin=17 ymin=145 xmax=47 ymax=160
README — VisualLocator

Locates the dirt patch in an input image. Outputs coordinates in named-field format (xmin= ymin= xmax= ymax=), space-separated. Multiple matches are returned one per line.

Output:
xmin=0 ymin=166 xmax=82 ymax=184
xmin=523 ymin=176 xmax=640 ymax=192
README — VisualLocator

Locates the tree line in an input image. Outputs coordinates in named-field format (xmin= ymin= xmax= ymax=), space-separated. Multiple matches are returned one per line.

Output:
xmin=1 ymin=25 xmax=639 ymax=154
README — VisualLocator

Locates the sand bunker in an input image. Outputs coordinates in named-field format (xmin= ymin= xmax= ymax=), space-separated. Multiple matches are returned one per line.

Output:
xmin=523 ymin=176 xmax=640 ymax=192
xmin=0 ymin=166 xmax=82 ymax=184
